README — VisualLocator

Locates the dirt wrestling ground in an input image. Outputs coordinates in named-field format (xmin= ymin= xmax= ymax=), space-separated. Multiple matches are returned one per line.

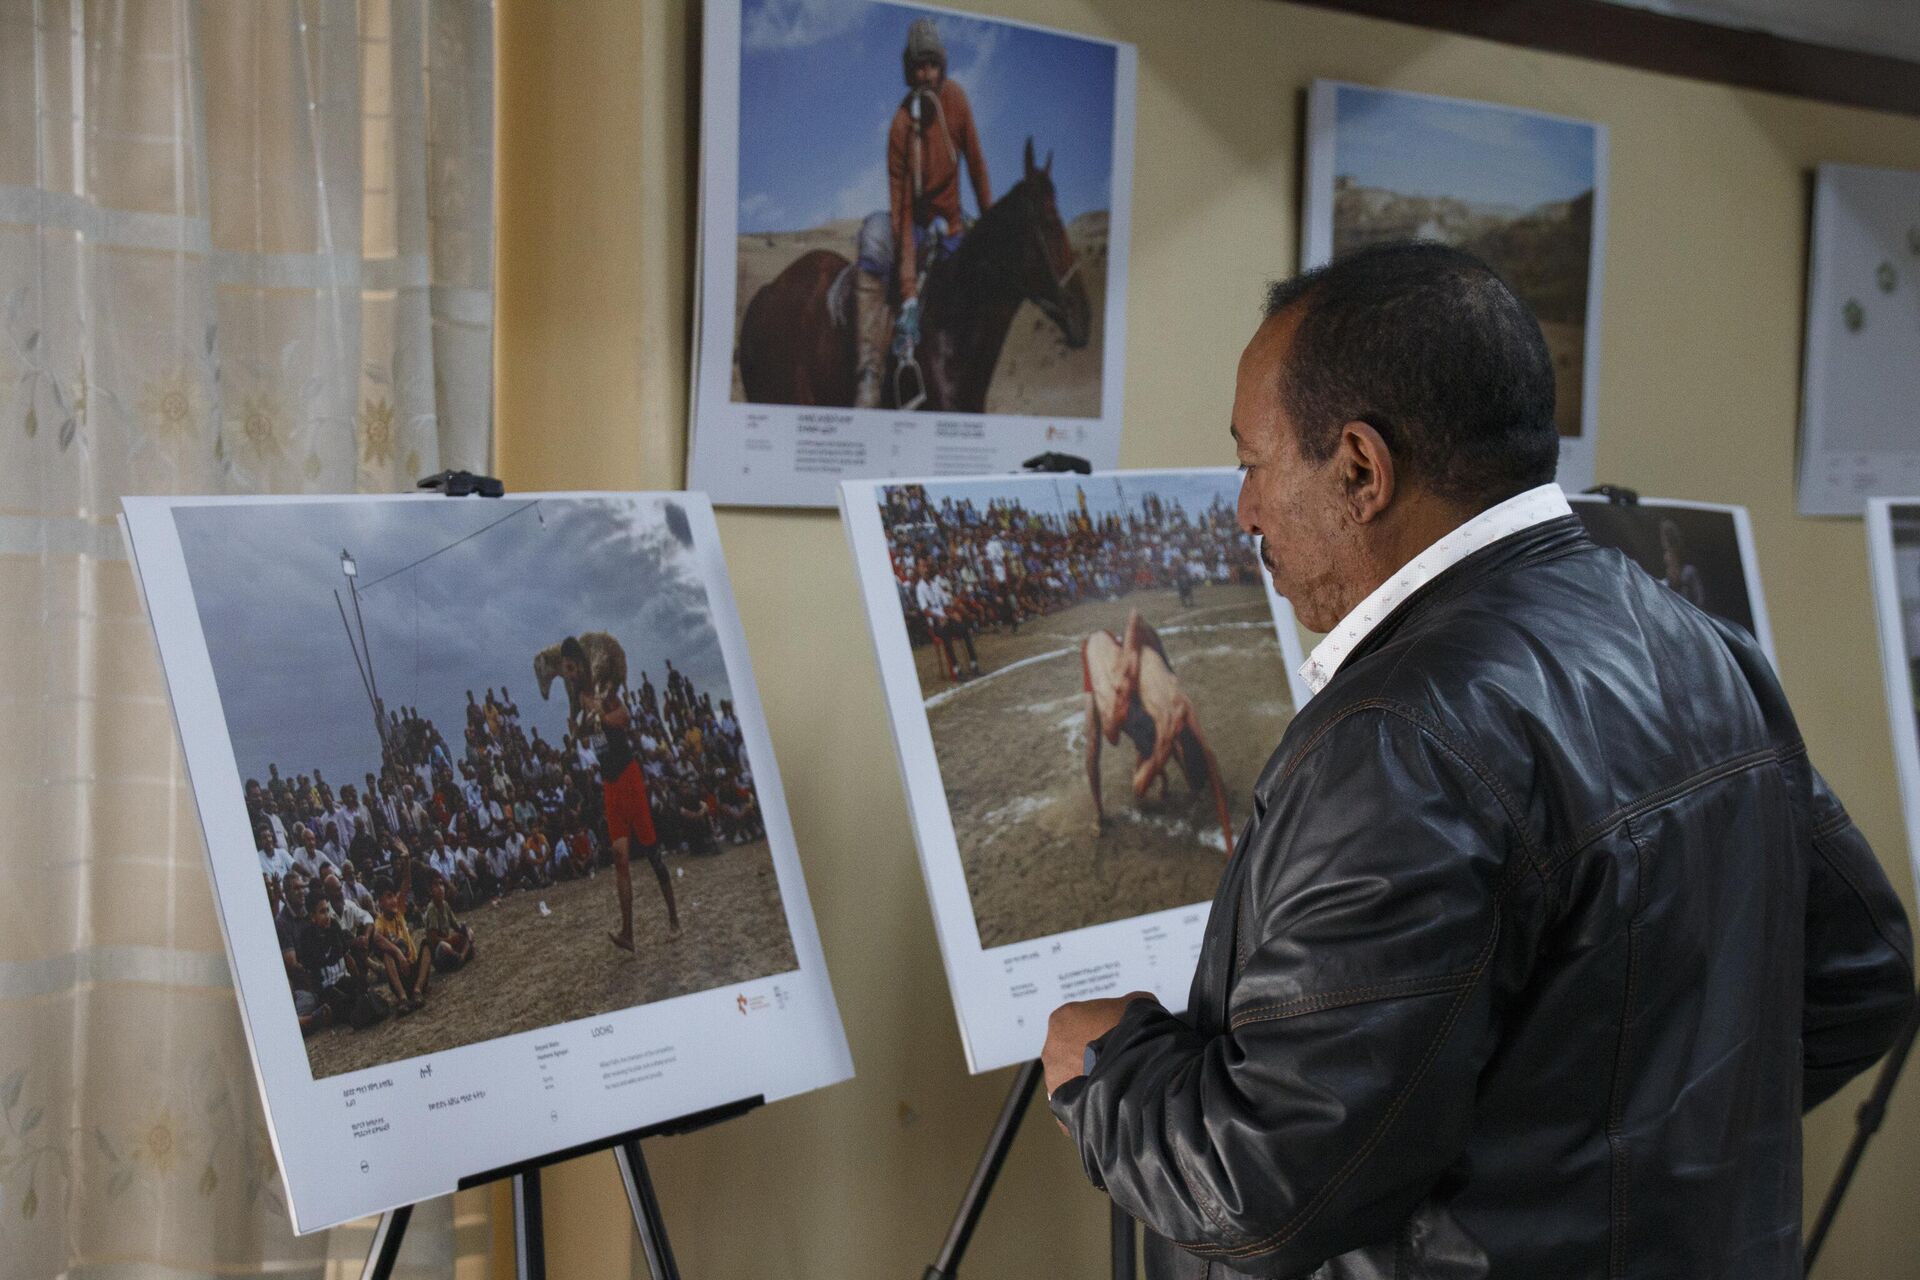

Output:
xmin=304 ymin=840 xmax=797 ymax=1079
xmin=918 ymin=585 xmax=1298 ymax=949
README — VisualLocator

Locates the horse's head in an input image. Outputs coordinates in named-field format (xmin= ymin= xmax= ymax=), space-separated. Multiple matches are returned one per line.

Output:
xmin=1006 ymin=137 xmax=1092 ymax=349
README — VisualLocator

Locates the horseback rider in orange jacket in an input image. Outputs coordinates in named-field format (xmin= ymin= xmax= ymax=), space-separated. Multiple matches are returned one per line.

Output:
xmin=853 ymin=17 xmax=994 ymax=409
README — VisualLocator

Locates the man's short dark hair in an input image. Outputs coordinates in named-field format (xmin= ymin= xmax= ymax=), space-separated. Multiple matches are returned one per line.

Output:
xmin=1264 ymin=241 xmax=1558 ymax=508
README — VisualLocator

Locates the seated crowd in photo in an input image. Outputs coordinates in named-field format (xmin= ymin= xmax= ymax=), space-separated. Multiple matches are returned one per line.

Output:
xmin=246 ymin=670 xmax=765 ymax=1039
xmin=880 ymin=485 xmax=1264 ymax=682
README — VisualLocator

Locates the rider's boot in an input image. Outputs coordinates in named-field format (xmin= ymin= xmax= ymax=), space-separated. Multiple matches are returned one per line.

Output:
xmin=853 ymin=268 xmax=889 ymax=409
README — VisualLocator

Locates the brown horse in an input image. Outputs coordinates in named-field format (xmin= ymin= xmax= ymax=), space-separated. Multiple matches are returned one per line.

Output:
xmin=736 ymin=138 xmax=1093 ymax=412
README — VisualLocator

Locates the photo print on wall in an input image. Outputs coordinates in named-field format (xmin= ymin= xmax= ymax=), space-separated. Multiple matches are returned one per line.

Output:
xmin=1798 ymin=165 xmax=1920 ymax=516
xmin=1302 ymin=81 xmax=1609 ymax=492
xmin=689 ymin=0 xmax=1137 ymax=506
xmin=1865 ymin=499 xmax=1920 ymax=905
xmin=841 ymin=468 xmax=1310 ymax=1072
xmin=1566 ymin=494 xmax=1776 ymax=665
xmin=121 ymin=492 xmax=850 ymax=1233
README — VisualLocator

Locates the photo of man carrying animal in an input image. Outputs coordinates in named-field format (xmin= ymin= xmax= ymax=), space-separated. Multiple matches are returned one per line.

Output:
xmin=542 ymin=632 xmax=682 ymax=953
xmin=173 ymin=496 xmax=798 ymax=1079
xmin=871 ymin=473 xmax=1304 ymax=947
xmin=731 ymin=0 xmax=1117 ymax=416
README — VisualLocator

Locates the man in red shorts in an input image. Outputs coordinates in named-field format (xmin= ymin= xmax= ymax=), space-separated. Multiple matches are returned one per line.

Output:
xmin=561 ymin=636 xmax=680 ymax=953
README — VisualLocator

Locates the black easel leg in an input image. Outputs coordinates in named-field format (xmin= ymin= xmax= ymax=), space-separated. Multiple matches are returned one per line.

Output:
xmin=514 ymin=1169 xmax=546 ymax=1280
xmin=1111 ymin=1202 xmax=1136 ymax=1280
xmin=360 ymin=1203 xmax=413 ymax=1280
xmin=1805 ymin=991 xmax=1920 ymax=1274
xmin=616 ymin=1137 xmax=683 ymax=1280
xmin=924 ymin=1058 xmax=1045 ymax=1280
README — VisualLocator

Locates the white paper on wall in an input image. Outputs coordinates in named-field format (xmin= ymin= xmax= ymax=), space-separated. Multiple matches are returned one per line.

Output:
xmin=1798 ymin=165 xmax=1920 ymax=516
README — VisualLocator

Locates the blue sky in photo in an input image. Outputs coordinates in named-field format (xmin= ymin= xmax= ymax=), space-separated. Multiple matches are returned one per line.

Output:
xmin=1333 ymin=84 xmax=1596 ymax=211
xmin=174 ymin=498 xmax=731 ymax=788
xmin=737 ymin=0 xmax=1117 ymax=232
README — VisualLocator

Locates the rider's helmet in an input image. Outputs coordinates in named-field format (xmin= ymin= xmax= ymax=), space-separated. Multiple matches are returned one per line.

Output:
xmin=902 ymin=17 xmax=946 ymax=86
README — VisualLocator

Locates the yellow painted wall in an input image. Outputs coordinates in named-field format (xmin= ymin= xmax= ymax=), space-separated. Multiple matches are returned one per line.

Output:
xmin=493 ymin=1 xmax=1920 ymax=1275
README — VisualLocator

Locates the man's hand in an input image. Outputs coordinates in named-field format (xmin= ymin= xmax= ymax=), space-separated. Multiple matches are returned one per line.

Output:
xmin=1043 ymin=991 xmax=1158 ymax=1099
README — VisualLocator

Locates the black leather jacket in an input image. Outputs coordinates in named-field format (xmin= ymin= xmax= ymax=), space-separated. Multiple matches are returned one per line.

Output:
xmin=1051 ymin=518 xmax=1914 ymax=1279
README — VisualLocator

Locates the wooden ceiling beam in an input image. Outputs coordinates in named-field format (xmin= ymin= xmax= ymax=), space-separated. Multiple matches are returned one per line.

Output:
xmin=1278 ymin=0 xmax=1920 ymax=119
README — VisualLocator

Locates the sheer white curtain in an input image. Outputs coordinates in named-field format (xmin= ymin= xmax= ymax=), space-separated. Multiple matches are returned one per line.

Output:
xmin=0 ymin=1 xmax=493 ymax=1275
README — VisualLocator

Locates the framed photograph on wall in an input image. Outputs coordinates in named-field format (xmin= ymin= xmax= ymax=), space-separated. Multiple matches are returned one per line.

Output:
xmin=1797 ymin=164 xmax=1920 ymax=516
xmin=1302 ymin=81 xmax=1609 ymax=492
xmin=841 ymin=468 xmax=1310 ymax=1072
xmin=688 ymin=0 xmax=1137 ymax=507
xmin=120 ymin=492 xmax=851 ymax=1232
xmin=1566 ymin=494 xmax=1776 ymax=665
xmin=1865 ymin=499 xmax=1920 ymax=903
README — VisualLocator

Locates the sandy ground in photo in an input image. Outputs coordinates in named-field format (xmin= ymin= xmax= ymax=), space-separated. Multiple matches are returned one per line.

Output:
xmin=915 ymin=585 xmax=1296 ymax=948
xmin=728 ymin=212 xmax=1109 ymax=417
xmin=304 ymin=840 xmax=797 ymax=1078
xmin=1539 ymin=320 xmax=1584 ymax=439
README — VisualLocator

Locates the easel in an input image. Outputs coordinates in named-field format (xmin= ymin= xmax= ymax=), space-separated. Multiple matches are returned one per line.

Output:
xmin=916 ymin=451 xmax=1136 ymax=1280
xmin=1805 ymin=997 xmax=1920 ymax=1273
xmin=920 ymin=1060 xmax=1135 ymax=1280
xmin=360 ymin=1094 xmax=763 ymax=1280
xmin=354 ymin=472 xmax=763 ymax=1280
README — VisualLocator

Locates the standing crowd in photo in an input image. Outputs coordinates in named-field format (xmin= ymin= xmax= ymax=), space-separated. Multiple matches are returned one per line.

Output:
xmin=880 ymin=484 xmax=1265 ymax=683
xmin=247 ymin=664 xmax=766 ymax=1038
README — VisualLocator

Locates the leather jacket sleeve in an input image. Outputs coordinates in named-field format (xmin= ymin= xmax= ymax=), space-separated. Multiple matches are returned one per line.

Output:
xmin=1050 ymin=706 xmax=1535 ymax=1278
xmin=1801 ymin=766 xmax=1915 ymax=1110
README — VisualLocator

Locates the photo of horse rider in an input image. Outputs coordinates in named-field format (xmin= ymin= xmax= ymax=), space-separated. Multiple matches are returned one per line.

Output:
xmin=730 ymin=1 xmax=1117 ymax=417
xmin=854 ymin=16 xmax=994 ymax=408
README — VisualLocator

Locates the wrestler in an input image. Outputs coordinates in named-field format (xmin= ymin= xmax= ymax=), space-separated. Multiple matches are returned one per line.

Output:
xmin=1081 ymin=609 xmax=1233 ymax=848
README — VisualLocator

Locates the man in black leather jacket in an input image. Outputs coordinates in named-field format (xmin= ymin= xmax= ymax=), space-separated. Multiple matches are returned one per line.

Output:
xmin=1042 ymin=242 xmax=1915 ymax=1279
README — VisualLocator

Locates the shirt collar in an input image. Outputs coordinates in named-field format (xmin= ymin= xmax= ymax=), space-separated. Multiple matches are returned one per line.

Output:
xmin=1298 ymin=482 xmax=1572 ymax=695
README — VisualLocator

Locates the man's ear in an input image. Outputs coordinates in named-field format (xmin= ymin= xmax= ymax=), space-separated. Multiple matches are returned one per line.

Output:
xmin=1337 ymin=420 xmax=1396 ymax=524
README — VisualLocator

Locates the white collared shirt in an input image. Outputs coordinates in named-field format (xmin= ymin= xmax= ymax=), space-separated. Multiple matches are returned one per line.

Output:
xmin=1299 ymin=483 xmax=1573 ymax=695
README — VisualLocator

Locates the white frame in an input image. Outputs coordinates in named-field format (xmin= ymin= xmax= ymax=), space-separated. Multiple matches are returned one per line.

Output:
xmin=1865 ymin=498 xmax=1920 ymax=905
xmin=1796 ymin=164 xmax=1920 ymax=516
xmin=687 ymin=0 xmax=1138 ymax=507
xmin=840 ymin=469 xmax=1312 ymax=1072
xmin=1565 ymin=493 xmax=1777 ymax=667
xmin=1301 ymin=80 xmax=1610 ymax=493
xmin=120 ymin=492 xmax=852 ymax=1233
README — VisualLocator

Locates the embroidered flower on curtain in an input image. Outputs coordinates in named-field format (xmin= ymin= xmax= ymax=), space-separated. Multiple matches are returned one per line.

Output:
xmin=138 ymin=369 xmax=209 ymax=445
xmin=235 ymin=390 xmax=290 ymax=466
xmin=0 ymin=1 xmax=495 ymax=1275
xmin=360 ymin=395 xmax=396 ymax=467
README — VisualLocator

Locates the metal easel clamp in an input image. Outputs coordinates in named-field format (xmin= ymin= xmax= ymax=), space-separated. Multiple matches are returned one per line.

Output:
xmin=1021 ymin=452 xmax=1091 ymax=475
xmin=1580 ymin=484 xmax=1639 ymax=506
xmin=417 ymin=469 xmax=505 ymax=498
